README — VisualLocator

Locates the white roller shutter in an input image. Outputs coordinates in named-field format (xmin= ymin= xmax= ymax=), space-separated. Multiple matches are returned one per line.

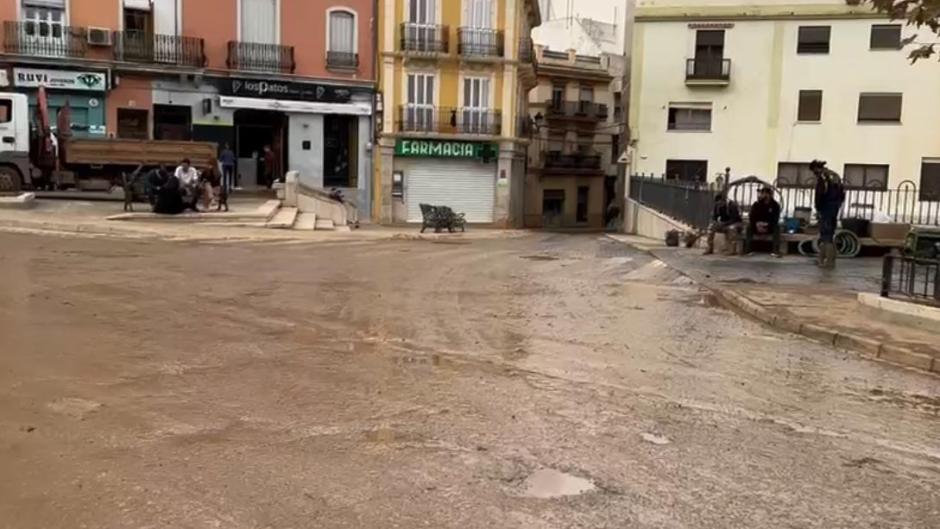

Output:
xmin=401 ymin=159 xmax=496 ymax=223
xmin=124 ymin=0 xmax=152 ymax=11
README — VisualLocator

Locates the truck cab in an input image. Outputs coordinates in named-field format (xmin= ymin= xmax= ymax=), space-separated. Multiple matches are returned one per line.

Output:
xmin=0 ymin=92 xmax=32 ymax=192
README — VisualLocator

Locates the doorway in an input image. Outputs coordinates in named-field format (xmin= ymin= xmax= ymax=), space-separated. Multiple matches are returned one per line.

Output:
xmin=234 ymin=109 xmax=286 ymax=189
xmin=153 ymin=105 xmax=192 ymax=140
xmin=324 ymin=114 xmax=357 ymax=188
xmin=542 ymin=189 xmax=565 ymax=228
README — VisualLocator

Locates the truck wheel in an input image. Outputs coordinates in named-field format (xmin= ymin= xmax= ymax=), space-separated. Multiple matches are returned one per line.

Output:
xmin=0 ymin=166 xmax=22 ymax=193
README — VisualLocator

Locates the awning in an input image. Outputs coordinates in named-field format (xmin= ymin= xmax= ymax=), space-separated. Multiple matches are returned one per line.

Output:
xmin=219 ymin=96 xmax=372 ymax=116
xmin=123 ymin=0 xmax=152 ymax=11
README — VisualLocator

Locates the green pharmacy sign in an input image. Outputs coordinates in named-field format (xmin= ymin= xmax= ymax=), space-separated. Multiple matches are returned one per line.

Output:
xmin=396 ymin=140 xmax=496 ymax=159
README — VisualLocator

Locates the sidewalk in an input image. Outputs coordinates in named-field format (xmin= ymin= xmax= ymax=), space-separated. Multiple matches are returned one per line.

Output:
xmin=0 ymin=199 xmax=526 ymax=243
xmin=608 ymin=234 xmax=940 ymax=375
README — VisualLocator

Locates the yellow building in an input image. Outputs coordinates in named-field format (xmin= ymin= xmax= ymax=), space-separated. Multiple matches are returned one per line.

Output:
xmin=374 ymin=0 xmax=541 ymax=226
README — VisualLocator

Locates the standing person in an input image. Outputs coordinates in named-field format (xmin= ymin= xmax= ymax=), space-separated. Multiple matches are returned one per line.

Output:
xmin=199 ymin=158 xmax=222 ymax=211
xmin=261 ymin=145 xmax=275 ymax=188
xmin=810 ymin=160 xmax=846 ymax=269
xmin=745 ymin=186 xmax=783 ymax=257
xmin=703 ymin=194 xmax=743 ymax=255
xmin=219 ymin=143 xmax=236 ymax=193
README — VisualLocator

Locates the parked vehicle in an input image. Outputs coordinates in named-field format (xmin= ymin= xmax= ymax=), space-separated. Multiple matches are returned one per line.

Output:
xmin=0 ymin=91 xmax=216 ymax=193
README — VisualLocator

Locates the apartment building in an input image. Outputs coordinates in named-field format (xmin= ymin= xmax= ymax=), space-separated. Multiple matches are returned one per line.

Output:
xmin=629 ymin=0 xmax=940 ymax=201
xmin=374 ymin=0 xmax=541 ymax=226
xmin=525 ymin=48 xmax=619 ymax=229
xmin=0 ymin=0 xmax=376 ymax=211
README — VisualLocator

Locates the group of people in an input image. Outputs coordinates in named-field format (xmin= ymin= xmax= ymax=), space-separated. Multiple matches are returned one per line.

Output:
xmin=151 ymin=157 xmax=224 ymax=215
xmin=703 ymin=160 xmax=846 ymax=269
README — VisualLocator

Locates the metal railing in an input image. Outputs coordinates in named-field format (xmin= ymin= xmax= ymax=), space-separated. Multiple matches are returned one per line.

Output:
xmin=882 ymin=255 xmax=940 ymax=307
xmin=765 ymin=181 xmax=940 ymax=226
xmin=544 ymin=151 xmax=604 ymax=173
xmin=629 ymin=175 xmax=715 ymax=230
xmin=326 ymin=51 xmax=359 ymax=69
xmin=400 ymin=22 xmax=449 ymax=53
xmin=458 ymin=27 xmax=503 ymax=57
xmin=686 ymin=58 xmax=731 ymax=82
xmin=545 ymin=100 xmax=609 ymax=120
xmin=114 ymin=32 xmax=205 ymax=67
xmin=3 ymin=20 xmax=87 ymax=58
xmin=226 ymin=41 xmax=295 ymax=73
xmin=397 ymin=106 xmax=502 ymax=135
xmin=519 ymin=36 xmax=534 ymax=62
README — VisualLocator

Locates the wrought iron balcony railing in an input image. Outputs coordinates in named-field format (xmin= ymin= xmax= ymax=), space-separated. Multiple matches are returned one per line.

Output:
xmin=114 ymin=32 xmax=206 ymax=67
xmin=398 ymin=105 xmax=502 ymax=135
xmin=3 ymin=20 xmax=87 ymax=58
xmin=400 ymin=22 xmax=449 ymax=54
xmin=458 ymin=27 xmax=503 ymax=57
xmin=227 ymin=41 xmax=296 ymax=73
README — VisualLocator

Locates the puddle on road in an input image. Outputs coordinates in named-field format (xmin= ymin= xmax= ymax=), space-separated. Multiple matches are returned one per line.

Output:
xmin=520 ymin=255 xmax=559 ymax=262
xmin=521 ymin=469 xmax=596 ymax=499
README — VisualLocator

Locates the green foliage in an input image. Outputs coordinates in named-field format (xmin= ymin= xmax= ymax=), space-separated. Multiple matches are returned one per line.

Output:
xmin=868 ymin=0 xmax=940 ymax=61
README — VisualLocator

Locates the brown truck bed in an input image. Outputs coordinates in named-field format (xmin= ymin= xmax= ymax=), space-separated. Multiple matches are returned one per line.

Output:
xmin=64 ymin=138 xmax=218 ymax=168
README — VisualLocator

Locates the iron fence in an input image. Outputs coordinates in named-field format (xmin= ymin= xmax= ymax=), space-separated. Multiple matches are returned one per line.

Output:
xmin=397 ymin=106 xmax=502 ymax=135
xmin=326 ymin=51 xmax=359 ymax=69
xmin=226 ymin=41 xmax=295 ymax=73
xmin=114 ymin=32 xmax=205 ymax=67
xmin=544 ymin=151 xmax=603 ymax=174
xmin=686 ymin=58 xmax=731 ymax=82
xmin=881 ymin=255 xmax=940 ymax=307
xmin=545 ymin=100 xmax=609 ymax=120
xmin=457 ymin=27 xmax=504 ymax=57
xmin=629 ymin=175 xmax=714 ymax=230
xmin=3 ymin=21 xmax=87 ymax=58
xmin=400 ymin=23 xmax=449 ymax=53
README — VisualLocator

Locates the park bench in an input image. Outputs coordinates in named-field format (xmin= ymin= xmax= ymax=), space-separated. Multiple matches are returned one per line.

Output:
xmin=419 ymin=203 xmax=467 ymax=233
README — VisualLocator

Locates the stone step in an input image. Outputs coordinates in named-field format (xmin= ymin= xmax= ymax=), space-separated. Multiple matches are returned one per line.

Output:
xmin=315 ymin=218 xmax=335 ymax=231
xmin=266 ymin=206 xmax=298 ymax=229
xmin=294 ymin=212 xmax=317 ymax=231
xmin=334 ymin=225 xmax=351 ymax=233
xmin=256 ymin=199 xmax=282 ymax=221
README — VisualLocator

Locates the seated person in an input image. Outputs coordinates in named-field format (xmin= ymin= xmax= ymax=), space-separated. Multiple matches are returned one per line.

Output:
xmin=745 ymin=186 xmax=782 ymax=257
xmin=704 ymin=194 xmax=743 ymax=255
xmin=199 ymin=158 xmax=222 ymax=211
xmin=153 ymin=172 xmax=184 ymax=215
xmin=174 ymin=158 xmax=201 ymax=211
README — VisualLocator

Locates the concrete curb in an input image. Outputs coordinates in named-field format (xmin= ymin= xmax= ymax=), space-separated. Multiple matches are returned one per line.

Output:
xmin=604 ymin=234 xmax=940 ymax=376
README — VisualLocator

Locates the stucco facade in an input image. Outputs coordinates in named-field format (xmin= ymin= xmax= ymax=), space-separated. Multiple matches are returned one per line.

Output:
xmin=629 ymin=0 xmax=940 ymax=193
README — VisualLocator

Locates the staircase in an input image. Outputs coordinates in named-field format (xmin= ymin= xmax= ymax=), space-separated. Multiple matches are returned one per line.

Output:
xmin=259 ymin=171 xmax=356 ymax=231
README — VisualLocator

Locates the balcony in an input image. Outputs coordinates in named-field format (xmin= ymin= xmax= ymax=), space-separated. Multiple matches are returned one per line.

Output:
xmin=544 ymin=100 xmax=609 ymax=121
xmin=227 ymin=41 xmax=295 ymax=73
xmin=326 ymin=51 xmax=359 ymax=70
xmin=519 ymin=36 xmax=534 ymax=63
xmin=685 ymin=58 xmax=731 ymax=86
xmin=3 ymin=20 xmax=87 ymax=58
xmin=543 ymin=150 xmax=604 ymax=175
xmin=457 ymin=27 xmax=504 ymax=58
xmin=398 ymin=106 xmax=502 ymax=136
xmin=400 ymin=22 xmax=449 ymax=54
xmin=114 ymin=32 xmax=205 ymax=68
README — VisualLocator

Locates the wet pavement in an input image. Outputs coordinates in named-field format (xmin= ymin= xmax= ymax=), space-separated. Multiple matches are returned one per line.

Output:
xmin=1 ymin=232 xmax=938 ymax=528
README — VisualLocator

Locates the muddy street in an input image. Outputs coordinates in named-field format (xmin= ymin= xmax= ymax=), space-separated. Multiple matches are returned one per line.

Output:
xmin=0 ymin=232 xmax=938 ymax=528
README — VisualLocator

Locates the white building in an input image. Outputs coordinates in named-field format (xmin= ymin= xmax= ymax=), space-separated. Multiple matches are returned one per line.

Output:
xmin=628 ymin=0 xmax=940 ymax=198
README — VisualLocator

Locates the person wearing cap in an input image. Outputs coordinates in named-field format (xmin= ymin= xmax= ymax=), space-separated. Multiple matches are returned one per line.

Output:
xmin=745 ymin=186 xmax=782 ymax=257
xmin=811 ymin=160 xmax=846 ymax=269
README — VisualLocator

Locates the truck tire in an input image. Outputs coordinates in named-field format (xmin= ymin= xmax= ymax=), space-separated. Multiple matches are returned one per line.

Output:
xmin=0 ymin=165 xmax=22 ymax=193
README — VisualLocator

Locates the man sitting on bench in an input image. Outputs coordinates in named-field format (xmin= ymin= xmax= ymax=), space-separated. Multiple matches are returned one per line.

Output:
xmin=744 ymin=186 xmax=782 ymax=258
xmin=703 ymin=194 xmax=743 ymax=255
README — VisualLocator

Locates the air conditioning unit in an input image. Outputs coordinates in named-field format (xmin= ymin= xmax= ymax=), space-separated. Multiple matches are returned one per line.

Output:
xmin=88 ymin=28 xmax=112 ymax=47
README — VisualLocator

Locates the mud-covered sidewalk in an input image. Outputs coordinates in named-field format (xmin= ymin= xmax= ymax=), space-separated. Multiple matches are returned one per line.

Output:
xmin=610 ymin=235 xmax=940 ymax=374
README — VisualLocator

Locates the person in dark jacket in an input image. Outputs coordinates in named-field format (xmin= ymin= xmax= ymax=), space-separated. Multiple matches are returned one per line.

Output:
xmin=811 ymin=160 xmax=846 ymax=269
xmin=704 ymin=194 xmax=743 ymax=255
xmin=745 ymin=186 xmax=782 ymax=257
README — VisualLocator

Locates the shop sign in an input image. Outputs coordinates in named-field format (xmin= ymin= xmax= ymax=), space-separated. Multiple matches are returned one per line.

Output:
xmin=13 ymin=68 xmax=106 ymax=91
xmin=395 ymin=139 xmax=496 ymax=159
xmin=219 ymin=78 xmax=352 ymax=103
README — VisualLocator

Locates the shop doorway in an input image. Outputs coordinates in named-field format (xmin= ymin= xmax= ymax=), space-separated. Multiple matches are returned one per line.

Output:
xmin=153 ymin=105 xmax=192 ymax=140
xmin=542 ymin=189 xmax=565 ymax=228
xmin=324 ymin=114 xmax=358 ymax=188
xmin=234 ymin=109 xmax=286 ymax=189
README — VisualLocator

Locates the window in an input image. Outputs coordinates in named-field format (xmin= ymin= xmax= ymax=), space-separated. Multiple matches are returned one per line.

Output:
xmin=117 ymin=108 xmax=148 ymax=139
xmin=579 ymin=86 xmax=593 ymax=103
xmin=611 ymin=134 xmax=619 ymax=163
xmin=576 ymin=132 xmax=593 ymax=154
xmin=551 ymin=84 xmax=564 ymax=109
xmin=466 ymin=0 xmax=493 ymax=28
xmin=858 ymin=93 xmax=902 ymax=123
xmin=777 ymin=162 xmax=815 ymax=188
xmin=576 ymin=186 xmax=589 ymax=223
xmin=328 ymin=10 xmax=356 ymax=53
xmin=405 ymin=73 xmax=435 ymax=130
xmin=665 ymin=160 xmax=707 ymax=182
xmin=241 ymin=0 xmax=277 ymax=44
xmin=153 ymin=105 xmax=192 ymax=141
xmin=843 ymin=164 xmax=888 ymax=190
xmin=406 ymin=0 xmax=437 ymax=50
xmin=870 ymin=24 xmax=902 ymax=50
xmin=797 ymin=26 xmax=830 ymax=54
xmin=23 ymin=4 xmax=65 ymax=41
xmin=920 ymin=160 xmax=940 ymax=201
xmin=0 ymin=99 xmax=12 ymax=123
xmin=695 ymin=29 xmax=725 ymax=59
xmin=462 ymin=77 xmax=491 ymax=133
xmin=668 ymin=104 xmax=712 ymax=131
xmin=797 ymin=90 xmax=823 ymax=122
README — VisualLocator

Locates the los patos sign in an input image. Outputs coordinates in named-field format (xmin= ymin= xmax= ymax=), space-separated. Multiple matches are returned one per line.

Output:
xmin=221 ymin=78 xmax=352 ymax=103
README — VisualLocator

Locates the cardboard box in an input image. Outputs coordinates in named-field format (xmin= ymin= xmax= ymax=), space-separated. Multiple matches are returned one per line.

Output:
xmin=870 ymin=223 xmax=911 ymax=241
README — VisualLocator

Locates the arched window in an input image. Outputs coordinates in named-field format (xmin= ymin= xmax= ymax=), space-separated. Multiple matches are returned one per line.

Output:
xmin=329 ymin=10 xmax=355 ymax=53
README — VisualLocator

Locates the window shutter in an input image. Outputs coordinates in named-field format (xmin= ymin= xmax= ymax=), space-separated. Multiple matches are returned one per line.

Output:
xmin=124 ymin=0 xmax=153 ymax=11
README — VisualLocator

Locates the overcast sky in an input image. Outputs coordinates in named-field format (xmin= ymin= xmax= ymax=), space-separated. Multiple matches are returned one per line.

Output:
xmin=540 ymin=0 xmax=626 ymax=25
